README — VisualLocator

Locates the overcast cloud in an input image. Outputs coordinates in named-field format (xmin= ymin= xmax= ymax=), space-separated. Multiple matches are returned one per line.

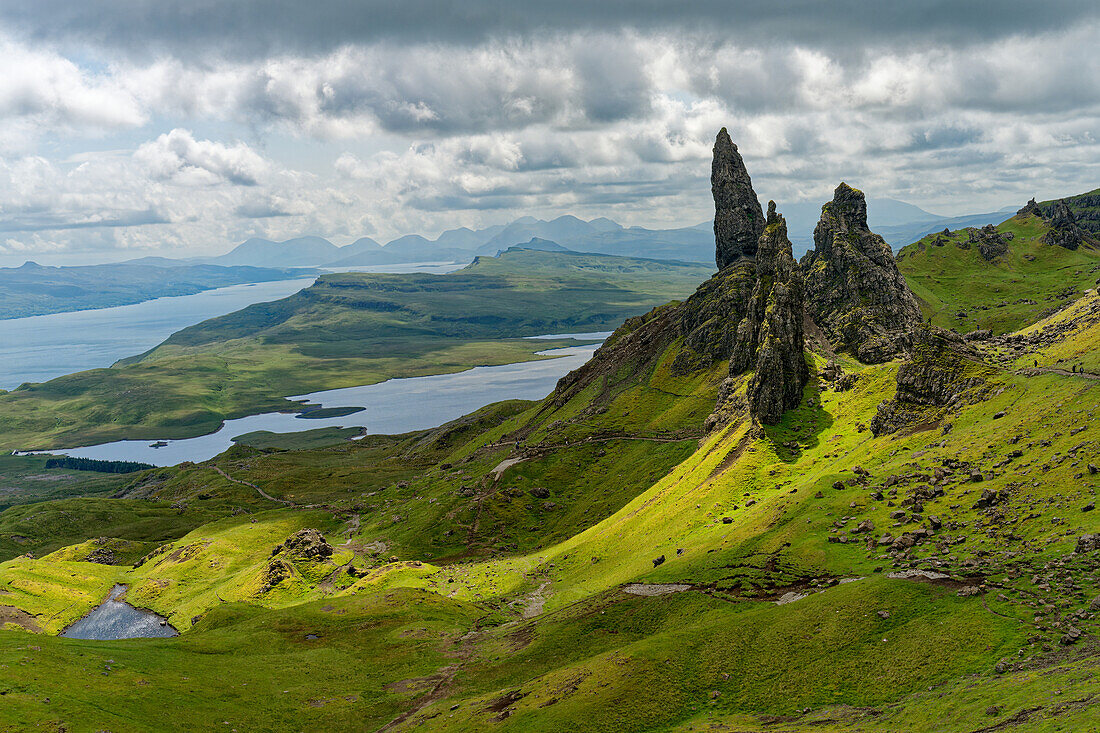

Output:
xmin=0 ymin=1 xmax=1097 ymax=263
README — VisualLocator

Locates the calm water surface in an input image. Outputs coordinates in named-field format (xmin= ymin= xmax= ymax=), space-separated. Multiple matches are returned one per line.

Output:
xmin=0 ymin=262 xmax=462 ymax=390
xmin=36 ymin=336 xmax=609 ymax=466
xmin=60 ymin=585 xmax=178 ymax=640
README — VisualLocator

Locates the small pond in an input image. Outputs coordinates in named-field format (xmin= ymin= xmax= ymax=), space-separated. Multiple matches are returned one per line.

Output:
xmin=60 ymin=585 xmax=178 ymax=640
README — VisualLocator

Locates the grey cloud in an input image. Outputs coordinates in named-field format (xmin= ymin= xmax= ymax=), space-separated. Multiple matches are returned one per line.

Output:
xmin=4 ymin=1 xmax=1099 ymax=59
xmin=234 ymin=202 xmax=295 ymax=219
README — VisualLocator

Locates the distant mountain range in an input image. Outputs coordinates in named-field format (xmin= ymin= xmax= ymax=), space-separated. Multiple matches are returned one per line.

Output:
xmin=127 ymin=198 xmax=1022 ymax=272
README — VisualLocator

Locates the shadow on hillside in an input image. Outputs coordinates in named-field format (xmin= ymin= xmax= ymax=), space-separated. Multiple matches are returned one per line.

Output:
xmin=762 ymin=378 xmax=834 ymax=463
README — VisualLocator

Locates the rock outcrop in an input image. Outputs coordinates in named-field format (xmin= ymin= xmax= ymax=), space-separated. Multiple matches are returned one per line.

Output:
xmin=272 ymin=529 xmax=333 ymax=561
xmin=801 ymin=183 xmax=923 ymax=363
xmin=1016 ymin=198 xmax=1043 ymax=218
xmin=712 ymin=128 xmax=764 ymax=270
xmin=740 ymin=203 xmax=808 ymax=423
xmin=870 ymin=328 xmax=992 ymax=436
xmin=1043 ymin=199 xmax=1083 ymax=250
xmin=964 ymin=225 xmax=1014 ymax=262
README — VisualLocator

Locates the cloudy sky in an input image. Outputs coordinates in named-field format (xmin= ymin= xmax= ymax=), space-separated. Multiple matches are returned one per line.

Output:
xmin=1 ymin=0 xmax=1098 ymax=264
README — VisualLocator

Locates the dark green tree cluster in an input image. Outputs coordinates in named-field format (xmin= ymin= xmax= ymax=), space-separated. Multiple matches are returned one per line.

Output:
xmin=44 ymin=456 xmax=153 ymax=473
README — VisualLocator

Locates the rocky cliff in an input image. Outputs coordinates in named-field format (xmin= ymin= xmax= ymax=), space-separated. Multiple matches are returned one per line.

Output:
xmin=712 ymin=128 xmax=764 ymax=270
xmin=1043 ymin=199 xmax=1084 ymax=250
xmin=801 ymin=183 xmax=923 ymax=363
xmin=870 ymin=327 xmax=992 ymax=436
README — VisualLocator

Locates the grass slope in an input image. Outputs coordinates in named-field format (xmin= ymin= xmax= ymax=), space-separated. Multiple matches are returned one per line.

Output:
xmin=0 ymin=260 xmax=1098 ymax=730
xmin=897 ymin=213 xmax=1100 ymax=334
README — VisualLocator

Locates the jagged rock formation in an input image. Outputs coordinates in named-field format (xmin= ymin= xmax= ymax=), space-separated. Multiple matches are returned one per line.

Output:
xmin=1043 ymin=199 xmax=1084 ymax=250
xmin=801 ymin=183 xmax=923 ymax=363
xmin=870 ymin=328 xmax=993 ymax=436
xmin=740 ymin=203 xmax=808 ymax=423
xmin=1039 ymin=192 xmax=1100 ymax=235
xmin=1017 ymin=198 xmax=1043 ymax=218
xmin=712 ymin=128 xmax=764 ymax=270
xmin=544 ymin=131 xmax=806 ymax=427
xmin=962 ymin=225 xmax=1014 ymax=262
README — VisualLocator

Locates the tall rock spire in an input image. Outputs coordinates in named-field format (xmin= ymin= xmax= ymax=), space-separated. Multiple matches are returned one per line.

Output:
xmin=548 ymin=132 xmax=807 ymax=430
xmin=744 ymin=202 xmax=809 ymax=423
xmin=802 ymin=183 xmax=923 ymax=363
xmin=712 ymin=128 xmax=764 ymax=270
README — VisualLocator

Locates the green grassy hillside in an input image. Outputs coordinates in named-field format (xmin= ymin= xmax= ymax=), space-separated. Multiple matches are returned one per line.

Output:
xmin=897 ymin=213 xmax=1100 ymax=334
xmin=0 ymin=250 xmax=712 ymax=452
xmin=2 ymin=226 xmax=1100 ymax=731
xmin=1 ymin=275 xmax=1097 ymax=730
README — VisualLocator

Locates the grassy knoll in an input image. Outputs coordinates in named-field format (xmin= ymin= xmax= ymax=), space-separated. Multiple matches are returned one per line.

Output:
xmin=897 ymin=212 xmax=1100 ymax=333
xmin=0 ymin=249 xmax=711 ymax=452
xmin=0 ymin=497 xmax=223 ymax=563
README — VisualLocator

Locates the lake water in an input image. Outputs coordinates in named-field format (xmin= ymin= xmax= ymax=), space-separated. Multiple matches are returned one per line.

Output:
xmin=36 ymin=336 xmax=609 ymax=466
xmin=0 ymin=262 xmax=463 ymax=390
xmin=60 ymin=585 xmax=178 ymax=640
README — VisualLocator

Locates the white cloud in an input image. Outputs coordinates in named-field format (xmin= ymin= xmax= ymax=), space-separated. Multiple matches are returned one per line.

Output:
xmin=0 ymin=21 xmax=1097 ymax=261
xmin=134 ymin=128 xmax=269 ymax=186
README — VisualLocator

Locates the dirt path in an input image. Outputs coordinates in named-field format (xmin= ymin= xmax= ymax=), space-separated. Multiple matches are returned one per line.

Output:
xmin=491 ymin=457 xmax=525 ymax=478
xmin=1016 ymin=366 xmax=1100 ymax=380
xmin=521 ymin=581 xmax=551 ymax=618
xmin=210 ymin=466 xmax=294 ymax=506
xmin=375 ymin=629 xmax=482 ymax=732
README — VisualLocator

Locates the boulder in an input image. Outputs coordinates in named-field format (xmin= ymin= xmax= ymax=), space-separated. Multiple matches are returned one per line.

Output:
xmin=853 ymin=519 xmax=875 ymax=534
xmin=1075 ymin=534 xmax=1099 ymax=554
xmin=272 ymin=529 xmax=333 ymax=561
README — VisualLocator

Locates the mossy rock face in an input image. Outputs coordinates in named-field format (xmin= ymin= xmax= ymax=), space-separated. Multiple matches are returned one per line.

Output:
xmin=1039 ymin=187 xmax=1100 ymax=234
xmin=802 ymin=183 xmax=923 ymax=363
xmin=870 ymin=327 xmax=994 ymax=436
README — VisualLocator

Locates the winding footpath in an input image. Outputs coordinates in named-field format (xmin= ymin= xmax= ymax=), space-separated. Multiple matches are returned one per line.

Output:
xmin=210 ymin=466 xmax=294 ymax=506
